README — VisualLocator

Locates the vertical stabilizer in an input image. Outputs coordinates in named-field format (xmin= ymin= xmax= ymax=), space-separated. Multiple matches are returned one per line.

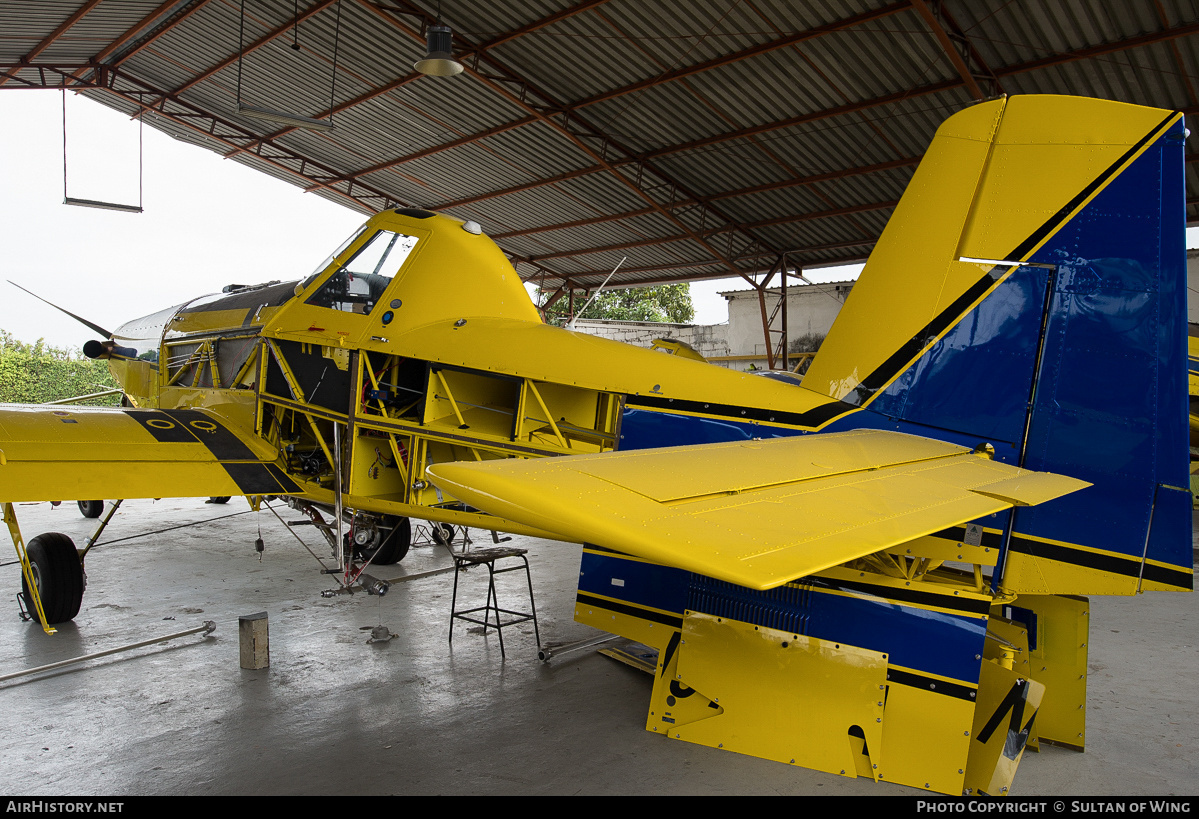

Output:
xmin=807 ymin=95 xmax=1190 ymax=594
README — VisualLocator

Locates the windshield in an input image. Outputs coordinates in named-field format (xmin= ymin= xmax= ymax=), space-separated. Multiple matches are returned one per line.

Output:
xmin=302 ymin=225 xmax=367 ymax=289
xmin=305 ymin=229 xmax=420 ymax=314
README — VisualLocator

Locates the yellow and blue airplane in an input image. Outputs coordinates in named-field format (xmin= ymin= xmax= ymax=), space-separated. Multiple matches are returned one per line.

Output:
xmin=0 ymin=94 xmax=1191 ymax=796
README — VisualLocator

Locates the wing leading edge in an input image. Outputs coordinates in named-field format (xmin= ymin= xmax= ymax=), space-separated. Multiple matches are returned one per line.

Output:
xmin=427 ymin=430 xmax=1089 ymax=591
xmin=0 ymin=404 xmax=299 ymax=502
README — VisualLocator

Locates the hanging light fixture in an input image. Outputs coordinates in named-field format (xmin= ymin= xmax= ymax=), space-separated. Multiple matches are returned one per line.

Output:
xmin=415 ymin=24 xmax=463 ymax=77
xmin=234 ymin=0 xmax=343 ymax=132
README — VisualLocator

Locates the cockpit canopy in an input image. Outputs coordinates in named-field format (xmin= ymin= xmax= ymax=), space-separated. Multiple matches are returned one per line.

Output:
xmin=305 ymin=229 xmax=421 ymax=315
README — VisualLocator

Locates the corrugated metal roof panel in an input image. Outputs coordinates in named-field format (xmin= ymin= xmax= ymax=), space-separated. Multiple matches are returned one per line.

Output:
xmin=4 ymin=0 xmax=1199 ymax=286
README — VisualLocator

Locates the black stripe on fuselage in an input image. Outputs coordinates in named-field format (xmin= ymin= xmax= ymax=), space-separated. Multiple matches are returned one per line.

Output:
xmin=578 ymin=586 xmax=979 ymax=701
xmin=1006 ymin=111 xmax=1178 ymax=262
xmin=886 ymin=667 xmax=977 ymax=702
xmin=932 ymin=525 xmax=1005 ymax=549
xmin=1007 ymin=534 xmax=1192 ymax=589
xmin=817 ymin=575 xmax=992 ymax=616
xmin=575 ymin=591 xmax=683 ymax=629
xmin=624 ymin=394 xmax=857 ymax=428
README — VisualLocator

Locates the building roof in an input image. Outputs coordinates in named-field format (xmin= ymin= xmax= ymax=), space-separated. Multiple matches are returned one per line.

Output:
xmin=2 ymin=1 xmax=1197 ymax=295
xmin=719 ymin=279 xmax=857 ymax=297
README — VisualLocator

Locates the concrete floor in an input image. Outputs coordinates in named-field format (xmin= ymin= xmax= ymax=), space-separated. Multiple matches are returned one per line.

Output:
xmin=0 ymin=498 xmax=1194 ymax=796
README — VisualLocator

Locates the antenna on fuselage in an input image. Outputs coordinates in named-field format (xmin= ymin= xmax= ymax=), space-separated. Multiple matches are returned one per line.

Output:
xmin=568 ymin=256 xmax=627 ymax=331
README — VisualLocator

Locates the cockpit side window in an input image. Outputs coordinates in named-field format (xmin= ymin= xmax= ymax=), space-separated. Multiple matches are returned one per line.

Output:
xmin=306 ymin=230 xmax=419 ymax=314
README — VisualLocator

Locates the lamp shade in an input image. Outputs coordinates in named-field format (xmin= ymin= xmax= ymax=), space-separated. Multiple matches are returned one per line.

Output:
xmin=415 ymin=25 xmax=464 ymax=77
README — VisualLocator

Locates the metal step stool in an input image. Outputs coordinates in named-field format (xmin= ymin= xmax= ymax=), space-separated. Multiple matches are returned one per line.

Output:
xmin=449 ymin=546 xmax=540 ymax=658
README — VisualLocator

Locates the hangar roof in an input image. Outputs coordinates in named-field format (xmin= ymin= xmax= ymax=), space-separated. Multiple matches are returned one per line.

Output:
xmin=2 ymin=0 xmax=1197 ymax=296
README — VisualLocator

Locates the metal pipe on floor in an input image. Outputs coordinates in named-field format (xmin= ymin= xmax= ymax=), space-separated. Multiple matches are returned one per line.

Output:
xmin=0 ymin=621 xmax=216 ymax=683
xmin=538 ymin=632 xmax=619 ymax=663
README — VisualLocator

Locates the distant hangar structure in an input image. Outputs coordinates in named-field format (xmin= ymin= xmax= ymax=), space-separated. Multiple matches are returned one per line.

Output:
xmin=2 ymin=0 xmax=1198 ymax=356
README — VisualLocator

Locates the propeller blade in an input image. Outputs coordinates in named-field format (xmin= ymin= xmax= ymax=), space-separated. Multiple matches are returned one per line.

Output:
xmin=7 ymin=280 xmax=113 ymax=339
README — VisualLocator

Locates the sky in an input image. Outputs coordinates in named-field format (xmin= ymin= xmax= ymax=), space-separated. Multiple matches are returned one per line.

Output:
xmin=1 ymin=91 xmax=1192 ymax=351
xmin=0 ymin=91 xmax=365 ymax=351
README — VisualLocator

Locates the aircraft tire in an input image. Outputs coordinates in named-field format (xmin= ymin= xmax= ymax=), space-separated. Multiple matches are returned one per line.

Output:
xmin=77 ymin=500 xmax=104 ymax=518
xmin=371 ymin=516 xmax=411 ymax=565
xmin=21 ymin=533 xmax=84 ymax=624
xmin=430 ymin=522 xmax=455 ymax=546
xmin=207 ymin=496 xmax=231 ymax=505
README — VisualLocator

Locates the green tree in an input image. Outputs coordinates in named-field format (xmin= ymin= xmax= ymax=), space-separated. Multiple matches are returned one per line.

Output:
xmin=539 ymin=283 xmax=695 ymax=324
xmin=0 ymin=331 xmax=120 ymax=405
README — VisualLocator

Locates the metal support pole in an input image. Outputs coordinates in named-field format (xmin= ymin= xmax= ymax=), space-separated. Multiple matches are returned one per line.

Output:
xmin=781 ymin=254 xmax=789 ymax=371
xmin=756 ymin=287 xmax=773 ymax=370
xmin=333 ymin=422 xmax=344 ymax=574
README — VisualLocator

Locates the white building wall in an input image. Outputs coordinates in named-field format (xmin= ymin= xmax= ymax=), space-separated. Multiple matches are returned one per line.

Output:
xmin=723 ymin=282 xmax=853 ymax=362
xmin=564 ymin=319 xmax=730 ymax=360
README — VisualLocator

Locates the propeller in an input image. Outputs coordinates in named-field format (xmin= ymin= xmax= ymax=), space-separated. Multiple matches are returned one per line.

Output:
xmin=7 ymin=280 xmax=113 ymax=339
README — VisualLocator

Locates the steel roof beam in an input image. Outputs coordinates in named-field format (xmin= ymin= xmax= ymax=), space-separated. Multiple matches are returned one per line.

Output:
xmin=493 ymin=206 xmax=658 ymax=240
xmin=731 ymin=200 xmax=897 ymax=233
xmin=518 ymin=238 xmax=875 ymax=288
xmin=434 ymin=165 xmax=605 ymax=210
xmin=223 ymin=70 xmax=423 ymax=158
xmin=910 ymin=0 xmax=1001 ymax=101
xmin=564 ymin=1 xmax=913 ymax=111
xmin=100 ymin=0 xmax=214 ymax=68
xmin=338 ymin=6 xmax=1189 ymax=211
xmin=523 ymin=256 xmax=773 ymax=285
xmin=224 ymin=2 xmax=612 ymax=170
xmin=464 ymin=0 xmax=613 ymax=53
xmin=490 ymin=157 xmax=919 ymax=240
xmin=60 ymin=0 xmax=215 ymax=91
xmin=0 ymin=57 xmax=573 ymax=288
xmin=524 ymin=199 xmax=895 ymax=262
xmin=536 ymin=285 xmax=568 ymax=313
xmin=436 ymin=144 xmax=919 ymax=214
xmin=0 ymin=62 xmax=399 ymax=211
xmin=358 ymin=0 xmax=772 ymax=287
xmin=0 ymin=0 xmax=105 ymax=88
xmin=308 ymin=116 xmax=538 ymax=190
xmin=639 ymin=17 xmax=1199 ymax=164
xmin=166 ymin=0 xmax=340 ymax=98
xmin=1153 ymin=1 xmax=1199 ymax=106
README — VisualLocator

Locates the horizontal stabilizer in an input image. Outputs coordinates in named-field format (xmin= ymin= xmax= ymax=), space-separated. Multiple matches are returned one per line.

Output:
xmin=427 ymin=430 xmax=1088 ymax=590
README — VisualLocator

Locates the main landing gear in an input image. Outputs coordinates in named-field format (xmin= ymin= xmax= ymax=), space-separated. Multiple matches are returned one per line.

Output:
xmin=350 ymin=514 xmax=411 ymax=565
xmin=20 ymin=532 xmax=85 ymax=624
xmin=77 ymin=500 xmax=104 ymax=518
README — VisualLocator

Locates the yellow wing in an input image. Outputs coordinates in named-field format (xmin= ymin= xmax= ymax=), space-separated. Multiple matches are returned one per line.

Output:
xmin=427 ymin=430 xmax=1089 ymax=590
xmin=0 ymin=404 xmax=299 ymax=502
